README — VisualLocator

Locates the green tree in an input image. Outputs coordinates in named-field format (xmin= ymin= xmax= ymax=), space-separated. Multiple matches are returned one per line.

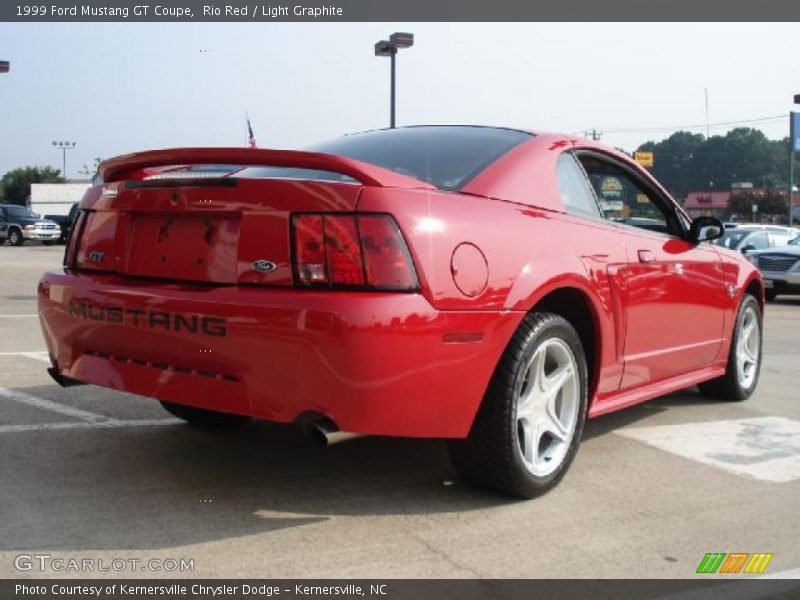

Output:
xmin=729 ymin=190 xmax=788 ymax=218
xmin=636 ymin=128 xmax=791 ymax=200
xmin=0 ymin=166 xmax=66 ymax=206
xmin=637 ymin=131 xmax=705 ymax=198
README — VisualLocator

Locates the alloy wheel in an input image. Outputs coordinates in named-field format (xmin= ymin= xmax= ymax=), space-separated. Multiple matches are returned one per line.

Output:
xmin=515 ymin=338 xmax=580 ymax=477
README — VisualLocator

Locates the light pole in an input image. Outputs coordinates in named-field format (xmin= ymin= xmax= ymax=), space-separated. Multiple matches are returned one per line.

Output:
xmin=790 ymin=119 xmax=797 ymax=225
xmin=374 ymin=32 xmax=414 ymax=128
xmin=52 ymin=141 xmax=76 ymax=179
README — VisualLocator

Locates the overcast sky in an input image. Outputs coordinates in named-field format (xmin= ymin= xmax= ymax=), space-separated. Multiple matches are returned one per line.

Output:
xmin=0 ymin=22 xmax=797 ymax=179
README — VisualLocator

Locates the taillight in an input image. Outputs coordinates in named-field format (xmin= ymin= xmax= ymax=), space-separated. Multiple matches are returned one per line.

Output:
xmin=292 ymin=213 xmax=418 ymax=291
xmin=63 ymin=210 xmax=86 ymax=267
xmin=358 ymin=215 xmax=417 ymax=290
xmin=294 ymin=215 xmax=327 ymax=284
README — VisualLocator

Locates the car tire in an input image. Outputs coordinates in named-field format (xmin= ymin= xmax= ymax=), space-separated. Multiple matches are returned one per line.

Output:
xmin=764 ymin=289 xmax=777 ymax=302
xmin=447 ymin=312 xmax=588 ymax=498
xmin=8 ymin=228 xmax=24 ymax=246
xmin=698 ymin=294 xmax=762 ymax=401
xmin=160 ymin=401 xmax=252 ymax=428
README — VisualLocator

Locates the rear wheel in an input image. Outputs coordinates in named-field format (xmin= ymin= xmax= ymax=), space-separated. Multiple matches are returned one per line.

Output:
xmin=8 ymin=228 xmax=24 ymax=246
xmin=448 ymin=313 xmax=588 ymax=498
xmin=698 ymin=294 xmax=762 ymax=401
xmin=160 ymin=401 xmax=251 ymax=428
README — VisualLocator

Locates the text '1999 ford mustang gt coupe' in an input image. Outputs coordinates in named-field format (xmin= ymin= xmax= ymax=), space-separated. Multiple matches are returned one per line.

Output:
xmin=38 ymin=126 xmax=764 ymax=497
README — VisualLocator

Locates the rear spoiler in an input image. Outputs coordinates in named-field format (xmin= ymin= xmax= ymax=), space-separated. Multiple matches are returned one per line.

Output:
xmin=99 ymin=148 xmax=436 ymax=189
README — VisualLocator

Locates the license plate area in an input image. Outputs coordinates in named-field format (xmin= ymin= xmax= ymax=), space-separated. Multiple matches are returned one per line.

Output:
xmin=125 ymin=214 xmax=240 ymax=283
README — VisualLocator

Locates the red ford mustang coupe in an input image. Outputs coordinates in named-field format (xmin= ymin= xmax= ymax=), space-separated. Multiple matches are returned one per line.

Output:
xmin=38 ymin=126 xmax=764 ymax=497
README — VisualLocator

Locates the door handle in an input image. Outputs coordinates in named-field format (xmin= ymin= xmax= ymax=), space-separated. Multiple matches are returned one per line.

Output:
xmin=637 ymin=249 xmax=656 ymax=264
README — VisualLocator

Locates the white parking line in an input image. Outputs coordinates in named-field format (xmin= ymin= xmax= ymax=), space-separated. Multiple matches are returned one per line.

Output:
xmin=0 ymin=314 xmax=38 ymax=318
xmin=0 ymin=418 xmax=180 ymax=434
xmin=0 ymin=386 xmax=111 ymax=423
xmin=0 ymin=351 xmax=51 ymax=362
xmin=761 ymin=567 xmax=800 ymax=579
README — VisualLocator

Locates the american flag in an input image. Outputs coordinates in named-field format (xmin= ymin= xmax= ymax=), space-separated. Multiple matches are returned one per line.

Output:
xmin=247 ymin=117 xmax=257 ymax=148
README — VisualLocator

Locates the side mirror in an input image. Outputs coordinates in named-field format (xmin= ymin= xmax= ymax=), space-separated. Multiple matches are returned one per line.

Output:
xmin=741 ymin=244 xmax=756 ymax=255
xmin=689 ymin=216 xmax=723 ymax=243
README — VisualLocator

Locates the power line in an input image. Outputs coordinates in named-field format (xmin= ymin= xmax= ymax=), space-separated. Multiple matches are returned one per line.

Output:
xmin=588 ymin=114 xmax=786 ymax=136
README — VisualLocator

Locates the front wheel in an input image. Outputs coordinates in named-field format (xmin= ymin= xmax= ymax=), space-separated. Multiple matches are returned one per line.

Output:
xmin=8 ymin=229 xmax=24 ymax=246
xmin=160 ymin=401 xmax=252 ymax=428
xmin=448 ymin=313 xmax=588 ymax=498
xmin=698 ymin=294 xmax=762 ymax=401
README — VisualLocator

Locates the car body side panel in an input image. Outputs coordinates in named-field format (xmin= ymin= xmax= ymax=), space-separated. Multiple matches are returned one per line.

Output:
xmin=359 ymin=188 xmax=628 ymax=398
xmin=615 ymin=232 xmax=729 ymax=387
xmin=715 ymin=246 xmax=765 ymax=365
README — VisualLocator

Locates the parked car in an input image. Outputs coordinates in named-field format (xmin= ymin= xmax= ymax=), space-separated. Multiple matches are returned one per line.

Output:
xmin=713 ymin=225 xmax=798 ymax=254
xmin=38 ymin=126 xmax=764 ymax=498
xmin=0 ymin=204 xmax=61 ymax=246
xmin=44 ymin=203 xmax=79 ymax=244
xmin=748 ymin=236 xmax=800 ymax=301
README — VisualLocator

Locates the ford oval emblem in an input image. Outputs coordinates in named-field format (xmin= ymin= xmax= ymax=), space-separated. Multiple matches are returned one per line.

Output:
xmin=252 ymin=259 xmax=277 ymax=273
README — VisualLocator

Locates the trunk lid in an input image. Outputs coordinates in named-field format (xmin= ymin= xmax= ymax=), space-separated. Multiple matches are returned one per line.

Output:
xmin=70 ymin=148 xmax=433 ymax=286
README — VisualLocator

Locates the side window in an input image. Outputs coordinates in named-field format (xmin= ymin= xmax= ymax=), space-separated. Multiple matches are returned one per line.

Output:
xmin=576 ymin=153 xmax=682 ymax=237
xmin=746 ymin=232 xmax=769 ymax=250
xmin=768 ymin=232 xmax=792 ymax=247
xmin=556 ymin=153 xmax=601 ymax=219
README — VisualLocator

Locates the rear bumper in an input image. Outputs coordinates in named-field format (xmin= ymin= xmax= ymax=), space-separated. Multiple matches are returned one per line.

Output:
xmin=38 ymin=269 xmax=522 ymax=438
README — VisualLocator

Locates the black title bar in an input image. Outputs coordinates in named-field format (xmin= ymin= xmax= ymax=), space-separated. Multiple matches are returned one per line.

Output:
xmin=5 ymin=579 xmax=800 ymax=600
xmin=1 ymin=0 xmax=800 ymax=22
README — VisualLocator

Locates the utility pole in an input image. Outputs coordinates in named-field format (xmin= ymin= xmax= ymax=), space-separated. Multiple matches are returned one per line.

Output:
xmin=584 ymin=129 xmax=602 ymax=141
xmin=704 ymin=88 xmax=710 ymax=139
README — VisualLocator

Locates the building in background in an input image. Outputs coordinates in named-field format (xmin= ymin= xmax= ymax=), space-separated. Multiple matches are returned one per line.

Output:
xmin=684 ymin=185 xmax=799 ymax=224
xmin=684 ymin=191 xmax=733 ymax=219
xmin=29 ymin=181 xmax=91 ymax=216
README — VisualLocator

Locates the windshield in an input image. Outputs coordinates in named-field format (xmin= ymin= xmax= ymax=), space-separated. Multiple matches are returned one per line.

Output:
xmin=713 ymin=230 xmax=750 ymax=249
xmin=238 ymin=126 xmax=532 ymax=189
xmin=235 ymin=126 xmax=533 ymax=189
xmin=306 ymin=126 xmax=532 ymax=190
xmin=790 ymin=236 xmax=800 ymax=245
xmin=6 ymin=206 xmax=38 ymax=219
xmin=241 ymin=125 xmax=533 ymax=190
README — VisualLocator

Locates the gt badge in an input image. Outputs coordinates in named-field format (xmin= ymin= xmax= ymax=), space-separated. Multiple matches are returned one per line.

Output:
xmin=88 ymin=251 xmax=105 ymax=264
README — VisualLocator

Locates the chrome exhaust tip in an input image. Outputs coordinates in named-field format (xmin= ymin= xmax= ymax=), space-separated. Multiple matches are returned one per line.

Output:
xmin=304 ymin=418 xmax=363 ymax=446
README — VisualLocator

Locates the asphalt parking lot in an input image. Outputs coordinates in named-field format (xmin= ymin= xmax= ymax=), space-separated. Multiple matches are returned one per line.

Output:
xmin=1 ymin=245 xmax=799 ymax=579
